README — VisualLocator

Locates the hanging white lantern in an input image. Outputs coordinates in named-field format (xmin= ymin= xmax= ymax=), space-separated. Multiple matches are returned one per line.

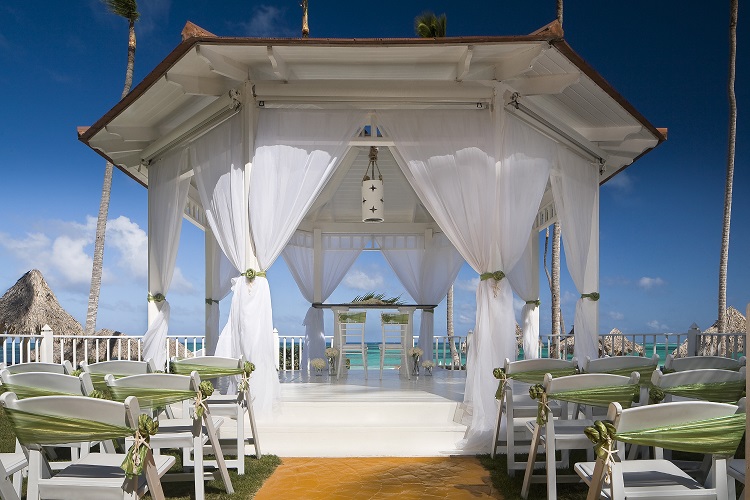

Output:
xmin=362 ymin=146 xmax=384 ymax=223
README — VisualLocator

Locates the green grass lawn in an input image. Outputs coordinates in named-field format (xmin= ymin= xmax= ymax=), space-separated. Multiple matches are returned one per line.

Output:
xmin=0 ymin=407 xmax=280 ymax=499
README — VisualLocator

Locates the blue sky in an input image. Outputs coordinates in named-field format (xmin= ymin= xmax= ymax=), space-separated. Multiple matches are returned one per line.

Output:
xmin=0 ymin=1 xmax=747 ymax=342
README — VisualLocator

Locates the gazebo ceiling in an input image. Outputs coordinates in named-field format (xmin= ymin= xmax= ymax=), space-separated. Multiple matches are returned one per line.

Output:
xmin=79 ymin=20 xmax=665 ymax=230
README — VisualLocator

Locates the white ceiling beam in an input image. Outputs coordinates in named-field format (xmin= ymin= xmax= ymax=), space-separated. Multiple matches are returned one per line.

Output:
xmin=88 ymin=136 xmax=152 ymax=154
xmin=299 ymin=222 xmax=436 ymax=235
xmin=165 ymin=72 xmax=228 ymax=96
xmin=253 ymin=80 xmax=493 ymax=101
xmin=196 ymin=46 xmax=249 ymax=82
xmin=575 ymin=125 xmax=643 ymax=142
xmin=266 ymin=46 xmax=290 ymax=81
xmin=507 ymin=73 xmax=580 ymax=95
xmin=494 ymin=45 xmax=544 ymax=81
xmin=103 ymin=125 xmax=159 ymax=142
xmin=598 ymin=138 xmax=659 ymax=154
xmin=456 ymin=45 xmax=473 ymax=82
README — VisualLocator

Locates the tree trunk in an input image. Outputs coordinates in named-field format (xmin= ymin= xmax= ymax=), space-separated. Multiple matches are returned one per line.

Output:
xmin=301 ymin=0 xmax=309 ymax=38
xmin=86 ymin=21 xmax=136 ymax=335
xmin=446 ymin=285 xmax=461 ymax=369
xmin=718 ymin=0 xmax=738 ymax=333
xmin=557 ymin=0 xmax=563 ymax=27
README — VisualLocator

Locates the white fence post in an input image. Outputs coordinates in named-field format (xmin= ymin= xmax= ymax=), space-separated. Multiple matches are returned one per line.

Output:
xmin=687 ymin=323 xmax=700 ymax=356
xmin=273 ymin=328 xmax=280 ymax=370
xmin=40 ymin=325 xmax=54 ymax=363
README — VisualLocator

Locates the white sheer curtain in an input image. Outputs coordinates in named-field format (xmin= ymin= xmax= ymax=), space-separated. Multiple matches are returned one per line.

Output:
xmin=377 ymin=233 xmax=463 ymax=361
xmin=205 ymin=231 xmax=234 ymax=355
xmin=551 ymin=146 xmax=600 ymax=363
xmin=508 ymin=237 xmax=540 ymax=359
xmin=243 ymin=109 xmax=366 ymax=411
xmin=282 ymin=231 xmax=366 ymax=367
xmin=142 ymin=149 xmax=190 ymax=369
xmin=379 ymin=109 xmax=554 ymax=451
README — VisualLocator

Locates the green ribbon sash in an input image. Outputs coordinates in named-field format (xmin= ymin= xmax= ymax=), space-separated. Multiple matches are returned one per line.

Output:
xmin=171 ymin=362 xmax=243 ymax=378
xmin=381 ymin=313 xmax=409 ymax=325
xmin=492 ymin=367 xmax=577 ymax=400
xmin=5 ymin=407 xmax=158 ymax=478
xmin=614 ymin=413 xmax=745 ymax=457
xmin=480 ymin=271 xmax=505 ymax=282
xmin=242 ymin=269 xmax=266 ymax=280
xmin=147 ymin=293 xmax=165 ymax=303
xmin=1 ymin=384 xmax=78 ymax=400
xmin=109 ymin=386 xmax=197 ymax=409
xmin=339 ymin=312 xmax=366 ymax=323
xmin=649 ymin=380 xmax=746 ymax=404
xmin=581 ymin=292 xmax=600 ymax=301
xmin=530 ymin=383 xmax=639 ymax=425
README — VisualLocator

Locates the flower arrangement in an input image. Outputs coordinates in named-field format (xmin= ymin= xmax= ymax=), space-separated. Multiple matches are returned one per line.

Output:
xmin=311 ymin=358 xmax=327 ymax=370
xmin=408 ymin=347 xmax=424 ymax=358
xmin=325 ymin=347 xmax=339 ymax=359
xmin=422 ymin=360 xmax=435 ymax=368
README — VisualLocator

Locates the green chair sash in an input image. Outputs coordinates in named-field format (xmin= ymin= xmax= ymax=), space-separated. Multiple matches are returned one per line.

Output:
xmin=109 ymin=386 xmax=196 ymax=408
xmin=549 ymin=384 xmax=640 ymax=409
xmin=170 ymin=362 xmax=243 ymax=378
xmin=493 ymin=367 xmax=577 ymax=400
xmin=614 ymin=413 xmax=745 ymax=457
xmin=650 ymin=380 xmax=746 ymax=404
xmin=588 ymin=365 xmax=656 ymax=381
xmin=381 ymin=313 xmax=409 ymax=325
xmin=339 ymin=312 xmax=366 ymax=323
xmin=4 ymin=407 xmax=158 ymax=478
xmin=1 ymin=384 xmax=79 ymax=400
xmin=87 ymin=372 xmax=128 ymax=391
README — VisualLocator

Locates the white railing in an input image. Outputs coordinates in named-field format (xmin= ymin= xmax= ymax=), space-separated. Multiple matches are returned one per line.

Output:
xmin=0 ymin=325 xmax=743 ymax=370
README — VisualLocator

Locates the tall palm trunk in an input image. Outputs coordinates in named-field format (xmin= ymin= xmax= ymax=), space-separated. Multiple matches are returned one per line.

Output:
xmin=552 ymin=222 xmax=564 ymax=336
xmin=718 ymin=0 xmax=738 ymax=333
xmin=301 ymin=0 xmax=309 ymax=38
xmin=446 ymin=285 xmax=461 ymax=368
xmin=86 ymin=17 xmax=137 ymax=335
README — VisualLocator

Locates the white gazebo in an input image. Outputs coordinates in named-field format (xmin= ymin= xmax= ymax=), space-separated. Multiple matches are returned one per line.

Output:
xmin=79 ymin=20 xmax=665 ymax=450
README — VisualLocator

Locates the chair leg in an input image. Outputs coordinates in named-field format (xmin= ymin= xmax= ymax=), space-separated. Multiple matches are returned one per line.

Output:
xmin=379 ymin=345 xmax=384 ymax=380
xmin=193 ymin=433 xmax=204 ymax=500
xmin=362 ymin=348 xmax=368 ymax=380
xmin=203 ymin=413 xmax=234 ymax=494
xmin=235 ymin=404 xmax=245 ymax=475
xmin=521 ymin=423 xmax=542 ymax=499
xmin=491 ymin=399 xmax=504 ymax=460
xmin=245 ymin=389 xmax=262 ymax=459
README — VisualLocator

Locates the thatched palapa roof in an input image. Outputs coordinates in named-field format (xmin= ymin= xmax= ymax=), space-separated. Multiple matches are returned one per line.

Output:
xmin=0 ymin=269 xmax=82 ymax=335
xmin=673 ymin=306 xmax=747 ymax=357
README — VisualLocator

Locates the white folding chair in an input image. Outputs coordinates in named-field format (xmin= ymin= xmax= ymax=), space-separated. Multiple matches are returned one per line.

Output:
xmin=665 ymin=354 xmax=746 ymax=372
xmin=0 ymin=451 xmax=27 ymax=500
xmin=521 ymin=372 xmax=640 ymax=500
xmin=4 ymin=361 xmax=73 ymax=375
xmin=583 ymin=354 xmax=659 ymax=413
xmin=171 ymin=355 xmax=262 ymax=474
xmin=728 ymin=458 xmax=745 ymax=498
xmin=0 ymin=392 xmax=174 ymax=500
xmin=106 ymin=372 xmax=234 ymax=499
xmin=650 ymin=367 xmax=746 ymax=404
xmin=491 ymin=357 xmax=577 ymax=477
xmin=379 ymin=313 xmax=410 ymax=380
xmin=337 ymin=312 xmax=367 ymax=380
xmin=575 ymin=400 xmax=745 ymax=500
xmin=81 ymin=359 xmax=157 ymax=387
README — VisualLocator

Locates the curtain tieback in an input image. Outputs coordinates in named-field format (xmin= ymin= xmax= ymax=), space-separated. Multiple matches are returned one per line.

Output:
xmin=194 ymin=381 xmax=214 ymax=419
xmin=526 ymin=299 xmax=541 ymax=306
xmin=480 ymin=270 xmax=505 ymax=298
xmin=581 ymin=292 xmax=600 ymax=301
xmin=147 ymin=293 xmax=165 ymax=303
xmin=242 ymin=268 xmax=267 ymax=280
xmin=205 ymin=298 xmax=219 ymax=305
xmin=584 ymin=420 xmax=618 ymax=481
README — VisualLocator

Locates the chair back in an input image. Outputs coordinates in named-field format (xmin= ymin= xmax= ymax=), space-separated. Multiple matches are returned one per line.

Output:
xmin=107 ymin=371 xmax=200 ymax=392
xmin=173 ymin=355 xmax=244 ymax=370
xmin=584 ymin=354 xmax=658 ymax=374
xmin=665 ymin=354 xmax=746 ymax=372
xmin=81 ymin=359 xmax=156 ymax=376
xmin=5 ymin=361 xmax=73 ymax=375
xmin=339 ymin=312 xmax=366 ymax=347
xmin=381 ymin=313 xmax=408 ymax=346
xmin=505 ymin=357 xmax=577 ymax=380
xmin=0 ymin=369 xmax=94 ymax=397
xmin=542 ymin=372 xmax=640 ymax=410
xmin=610 ymin=399 xmax=742 ymax=434
xmin=650 ymin=367 xmax=746 ymax=403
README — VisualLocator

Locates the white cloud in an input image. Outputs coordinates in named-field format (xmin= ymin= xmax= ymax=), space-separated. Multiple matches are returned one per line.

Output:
xmin=455 ymin=277 xmax=479 ymax=292
xmin=106 ymin=216 xmax=147 ymax=279
xmin=561 ymin=290 xmax=579 ymax=305
xmin=647 ymin=320 xmax=669 ymax=331
xmin=238 ymin=5 xmax=296 ymax=37
xmin=608 ymin=311 xmax=625 ymax=321
xmin=342 ymin=268 xmax=384 ymax=291
xmin=638 ymin=276 xmax=665 ymax=290
xmin=605 ymin=171 xmax=633 ymax=191
xmin=50 ymin=235 xmax=93 ymax=284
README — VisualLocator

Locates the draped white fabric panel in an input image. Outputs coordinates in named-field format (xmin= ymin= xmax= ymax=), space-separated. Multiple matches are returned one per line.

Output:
xmin=379 ymin=109 xmax=554 ymax=451
xmin=508 ymin=237 xmax=540 ymax=359
xmin=282 ymin=231 xmax=366 ymax=366
xmin=377 ymin=233 xmax=463 ymax=361
xmin=142 ymin=149 xmax=190 ymax=369
xmin=242 ymin=109 xmax=366 ymax=414
xmin=550 ymin=146 xmax=600 ymax=363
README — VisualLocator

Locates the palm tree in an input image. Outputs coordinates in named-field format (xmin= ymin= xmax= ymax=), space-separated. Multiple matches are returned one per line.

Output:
xmin=85 ymin=0 xmax=140 ymax=335
xmin=414 ymin=11 xmax=447 ymax=38
xmin=718 ymin=0 xmax=738 ymax=333
xmin=301 ymin=0 xmax=309 ymax=38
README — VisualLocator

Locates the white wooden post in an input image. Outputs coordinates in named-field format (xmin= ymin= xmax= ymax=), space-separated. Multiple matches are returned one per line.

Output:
xmin=687 ymin=323 xmax=701 ymax=356
xmin=40 ymin=324 xmax=54 ymax=363
xmin=273 ymin=328 xmax=280 ymax=370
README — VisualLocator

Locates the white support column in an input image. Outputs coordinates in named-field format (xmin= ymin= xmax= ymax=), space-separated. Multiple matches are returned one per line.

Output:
xmin=243 ymin=81 xmax=260 ymax=271
xmin=529 ymin=231 xmax=540 ymax=358
xmin=204 ymin=226 xmax=217 ymax=353
xmin=313 ymin=228 xmax=322 ymax=303
xmin=592 ymin=181 xmax=600 ymax=348
xmin=147 ymin=172 xmax=159 ymax=327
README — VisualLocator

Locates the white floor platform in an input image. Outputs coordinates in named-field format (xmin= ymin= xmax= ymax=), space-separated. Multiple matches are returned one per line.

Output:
xmin=246 ymin=368 xmax=470 ymax=457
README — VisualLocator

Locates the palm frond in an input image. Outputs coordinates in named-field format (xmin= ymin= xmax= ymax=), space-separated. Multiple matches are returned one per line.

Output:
xmin=102 ymin=0 xmax=140 ymax=22
xmin=351 ymin=292 xmax=405 ymax=305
